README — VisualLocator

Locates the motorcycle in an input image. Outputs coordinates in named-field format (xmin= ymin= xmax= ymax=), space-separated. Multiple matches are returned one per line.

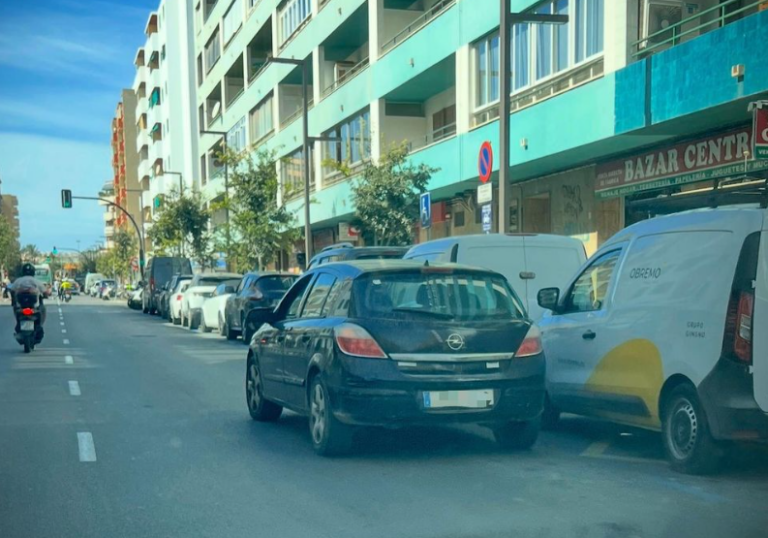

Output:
xmin=64 ymin=290 xmax=72 ymax=303
xmin=14 ymin=293 xmax=41 ymax=353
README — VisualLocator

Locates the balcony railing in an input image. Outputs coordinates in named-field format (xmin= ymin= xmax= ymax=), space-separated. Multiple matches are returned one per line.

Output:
xmin=322 ymin=57 xmax=369 ymax=98
xmin=408 ymin=122 xmax=457 ymax=153
xmin=280 ymin=98 xmax=314 ymax=129
xmin=631 ymin=0 xmax=762 ymax=58
xmin=380 ymin=0 xmax=455 ymax=55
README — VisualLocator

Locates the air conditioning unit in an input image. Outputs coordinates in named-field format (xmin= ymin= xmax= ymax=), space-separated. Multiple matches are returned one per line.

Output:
xmin=334 ymin=61 xmax=355 ymax=83
xmin=641 ymin=0 xmax=685 ymax=49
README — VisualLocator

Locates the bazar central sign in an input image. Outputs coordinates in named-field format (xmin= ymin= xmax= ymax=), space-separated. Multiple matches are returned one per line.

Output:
xmin=595 ymin=127 xmax=768 ymax=199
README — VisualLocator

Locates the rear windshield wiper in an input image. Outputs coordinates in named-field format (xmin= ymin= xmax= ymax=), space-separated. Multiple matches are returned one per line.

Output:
xmin=390 ymin=307 xmax=454 ymax=319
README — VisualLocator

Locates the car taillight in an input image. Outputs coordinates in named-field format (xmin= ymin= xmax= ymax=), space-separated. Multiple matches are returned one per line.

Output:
xmin=334 ymin=323 xmax=388 ymax=359
xmin=734 ymin=292 xmax=754 ymax=364
xmin=21 ymin=308 xmax=34 ymax=316
xmin=176 ymin=294 xmax=183 ymax=300
xmin=515 ymin=325 xmax=543 ymax=358
xmin=150 ymin=277 xmax=155 ymax=290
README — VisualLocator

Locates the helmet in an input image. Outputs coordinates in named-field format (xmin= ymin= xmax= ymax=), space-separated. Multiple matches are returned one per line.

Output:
xmin=21 ymin=263 xmax=35 ymax=277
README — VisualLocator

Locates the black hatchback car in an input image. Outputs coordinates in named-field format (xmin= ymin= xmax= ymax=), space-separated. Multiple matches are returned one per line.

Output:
xmin=223 ymin=272 xmax=297 ymax=342
xmin=244 ymin=260 xmax=545 ymax=456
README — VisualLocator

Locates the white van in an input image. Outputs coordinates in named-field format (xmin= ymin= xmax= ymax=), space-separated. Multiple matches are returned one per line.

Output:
xmin=404 ymin=234 xmax=587 ymax=319
xmin=84 ymin=273 xmax=105 ymax=295
xmin=536 ymin=207 xmax=767 ymax=474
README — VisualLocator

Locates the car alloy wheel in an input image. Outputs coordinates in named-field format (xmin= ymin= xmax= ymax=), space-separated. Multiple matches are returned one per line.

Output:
xmin=245 ymin=357 xmax=282 ymax=421
xmin=218 ymin=314 xmax=225 ymax=336
xmin=308 ymin=377 xmax=352 ymax=456
xmin=310 ymin=383 xmax=327 ymax=447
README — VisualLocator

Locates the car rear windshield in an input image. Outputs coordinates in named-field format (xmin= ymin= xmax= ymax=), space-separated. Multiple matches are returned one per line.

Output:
xmin=199 ymin=277 xmax=233 ymax=286
xmin=154 ymin=259 xmax=192 ymax=285
xmin=256 ymin=276 xmax=297 ymax=293
xmin=354 ymin=253 xmax=404 ymax=261
xmin=352 ymin=271 xmax=526 ymax=321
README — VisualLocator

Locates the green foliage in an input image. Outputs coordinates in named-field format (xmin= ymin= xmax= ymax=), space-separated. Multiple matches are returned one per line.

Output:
xmin=351 ymin=143 xmax=438 ymax=246
xmin=97 ymin=229 xmax=136 ymax=281
xmin=20 ymin=244 xmax=41 ymax=263
xmin=148 ymin=189 xmax=214 ymax=268
xmin=0 ymin=216 xmax=20 ymax=274
xmin=219 ymin=147 xmax=300 ymax=271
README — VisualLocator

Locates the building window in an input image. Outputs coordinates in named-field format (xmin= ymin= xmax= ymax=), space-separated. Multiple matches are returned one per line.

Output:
xmin=474 ymin=34 xmax=500 ymax=108
xmin=197 ymin=54 xmax=204 ymax=85
xmin=227 ymin=116 xmax=247 ymax=152
xmin=200 ymin=155 xmax=208 ymax=185
xmin=323 ymin=109 xmax=371 ymax=173
xmin=205 ymin=29 xmax=222 ymax=73
xmin=576 ymin=0 xmax=603 ymax=62
xmin=222 ymin=0 xmax=243 ymax=45
xmin=249 ymin=93 xmax=274 ymax=143
xmin=282 ymin=146 xmax=314 ymax=198
xmin=278 ymin=0 xmax=311 ymax=46
xmin=513 ymin=23 xmax=529 ymax=90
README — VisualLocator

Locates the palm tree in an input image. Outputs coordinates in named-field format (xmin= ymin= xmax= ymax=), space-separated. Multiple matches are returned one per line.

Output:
xmin=20 ymin=244 xmax=41 ymax=263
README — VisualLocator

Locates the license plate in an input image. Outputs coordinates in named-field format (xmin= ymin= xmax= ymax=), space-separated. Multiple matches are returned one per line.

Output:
xmin=423 ymin=389 xmax=494 ymax=409
xmin=20 ymin=321 xmax=35 ymax=331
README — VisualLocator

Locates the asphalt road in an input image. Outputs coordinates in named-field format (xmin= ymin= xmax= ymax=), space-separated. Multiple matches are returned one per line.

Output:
xmin=1 ymin=295 xmax=767 ymax=538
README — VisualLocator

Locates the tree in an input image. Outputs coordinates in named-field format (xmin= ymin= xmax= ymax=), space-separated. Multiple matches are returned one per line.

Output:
xmin=0 ymin=217 xmax=20 ymax=277
xmin=148 ymin=189 xmax=213 ymax=268
xmin=219 ymin=147 xmax=300 ymax=271
xmin=20 ymin=244 xmax=41 ymax=263
xmin=97 ymin=229 xmax=136 ymax=282
xmin=351 ymin=143 xmax=438 ymax=246
xmin=79 ymin=249 xmax=101 ymax=274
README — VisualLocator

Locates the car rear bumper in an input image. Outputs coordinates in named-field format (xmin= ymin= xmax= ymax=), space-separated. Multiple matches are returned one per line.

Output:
xmin=326 ymin=354 xmax=545 ymax=427
xmin=699 ymin=357 xmax=768 ymax=442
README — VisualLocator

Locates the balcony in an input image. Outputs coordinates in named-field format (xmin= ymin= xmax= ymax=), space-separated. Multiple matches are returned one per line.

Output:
xmin=134 ymin=48 xmax=145 ymax=68
xmin=151 ymin=122 xmax=163 ymax=143
xmin=277 ymin=0 xmax=312 ymax=50
xmin=381 ymin=54 xmax=456 ymax=152
xmin=204 ymin=28 xmax=222 ymax=74
xmin=277 ymin=61 xmax=313 ymax=128
xmin=247 ymin=18 xmax=273 ymax=83
xmin=380 ymin=0 xmax=455 ymax=55
xmin=204 ymin=0 xmax=220 ymax=22
xmin=631 ymin=0 xmax=763 ymax=59
xmin=136 ymin=113 xmax=147 ymax=133
xmin=205 ymin=84 xmax=223 ymax=127
xmin=145 ymin=12 xmax=158 ymax=35
xmin=318 ymin=3 xmax=369 ymax=99
xmin=224 ymin=55 xmax=245 ymax=109
xmin=104 ymin=225 xmax=115 ymax=237
xmin=148 ymin=50 xmax=160 ymax=70
xmin=281 ymin=146 xmax=315 ymax=201
xmin=149 ymin=87 xmax=161 ymax=108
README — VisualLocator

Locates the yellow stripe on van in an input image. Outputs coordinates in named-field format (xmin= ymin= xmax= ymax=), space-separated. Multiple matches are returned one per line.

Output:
xmin=585 ymin=339 xmax=664 ymax=429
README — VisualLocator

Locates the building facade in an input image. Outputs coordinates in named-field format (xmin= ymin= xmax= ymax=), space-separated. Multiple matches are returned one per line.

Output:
xmin=101 ymin=180 xmax=117 ymax=249
xmin=187 ymin=0 xmax=768 ymax=263
xmin=133 ymin=1 xmax=201 ymax=251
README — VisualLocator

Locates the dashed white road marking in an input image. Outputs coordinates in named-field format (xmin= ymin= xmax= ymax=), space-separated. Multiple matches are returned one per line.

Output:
xmin=68 ymin=380 xmax=81 ymax=396
xmin=63 ymin=339 xmax=70 ymax=345
xmin=60 ymin=321 xmax=65 ymax=326
xmin=65 ymin=355 xmax=73 ymax=364
xmin=61 ymin=329 xmax=67 ymax=334
xmin=77 ymin=432 xmax=97 ymax=462
xmin=581 ymin=442 xmax=610 ymax=458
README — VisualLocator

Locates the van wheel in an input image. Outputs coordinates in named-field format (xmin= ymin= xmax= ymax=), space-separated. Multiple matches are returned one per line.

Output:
xmin=541 ymin=393 xmax=561 ymax=430
xmin=662 ymin=384 xmax=723 ymax=475
xmin=309 ymin=376 xmax=352 ymax=456
xmin=246 ymin=357 xmax=282 ymax=422
xmin=493 ymin=417 xmax=540 ymax=450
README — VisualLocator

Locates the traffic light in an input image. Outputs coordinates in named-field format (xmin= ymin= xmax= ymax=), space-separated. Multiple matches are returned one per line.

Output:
xmin=61 ymin=189 xmax=73 ymax=208
xmin=52 ymin=246 xmax=58 ymax=256
xmin=153 ymin=195 xmax=163 ymax=209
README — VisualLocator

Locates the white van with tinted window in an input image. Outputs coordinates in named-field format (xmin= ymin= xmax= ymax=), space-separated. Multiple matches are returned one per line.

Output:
xmin=404 ymin=234 xmax=586 ymax=320
xmin=536 ymin=207 xmax=767 ymax=474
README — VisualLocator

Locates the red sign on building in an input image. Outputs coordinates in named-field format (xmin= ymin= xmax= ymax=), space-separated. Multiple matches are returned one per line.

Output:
xmin=753 ymin=106 xmax=768 ymax=159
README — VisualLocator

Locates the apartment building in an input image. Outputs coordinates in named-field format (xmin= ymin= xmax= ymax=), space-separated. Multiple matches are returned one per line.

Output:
xmin=101 ymin=180 xmax=117 ymax=249
xmin=133 ymin=1 xmax=200 ymax=250
xmin=191 ymin=0 xmax=768 ymax=260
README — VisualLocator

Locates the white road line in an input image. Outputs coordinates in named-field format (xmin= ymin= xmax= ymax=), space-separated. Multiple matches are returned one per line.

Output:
xmin=61 ymin=329 xmax=67 ymax=334
xmin=63 ymin=339 xmax=70 ymax=345
xmin=65 ymin=355 xmax=73 ymax=364
xmin=77 ymin=432 xmax=97 ymax=462
xmin=68 ymin=380 xmax=81 ymax=396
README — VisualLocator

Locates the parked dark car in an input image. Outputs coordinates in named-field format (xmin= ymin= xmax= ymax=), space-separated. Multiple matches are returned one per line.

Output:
xmin=307 ymin=244 xmax=408 ymax=269
xmin=158 ymin=274 xmax=193 ymax=320
xmin=244 ymin=260 xmax=546 ymax=456
xmin=142 ymin=257 xmax=193 ymax=314
xmin=223 ymin=272 xmax=297 ymax=342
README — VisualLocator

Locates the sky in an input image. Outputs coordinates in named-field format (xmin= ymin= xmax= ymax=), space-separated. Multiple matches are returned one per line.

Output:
xmin=0 ymin=0 xmax=158 ymax=252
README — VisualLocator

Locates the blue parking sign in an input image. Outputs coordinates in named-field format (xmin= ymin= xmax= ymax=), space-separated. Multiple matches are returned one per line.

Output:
xmin=481 ymin=204 xmax=492 ymax=233
xmin=420 ymin=192 xmax=431 ymax=229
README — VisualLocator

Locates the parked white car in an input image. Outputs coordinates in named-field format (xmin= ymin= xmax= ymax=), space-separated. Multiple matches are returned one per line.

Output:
xmin=537 ymin=207 xmax=767 ymax=474
xmin=201 ymin=279 xmax=241 ymax=334
xmin=169 ymin=281 xmax=191 ymax=325
xmin=180 ymin=273 xmax=241 ymax=330
xmin=404 ymin=233 xmax=587 ymax=319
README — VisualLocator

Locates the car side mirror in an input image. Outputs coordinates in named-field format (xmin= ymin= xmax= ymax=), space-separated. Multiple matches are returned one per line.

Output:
xmin=245 ymin=307 xmax=275 ymax=339
xmin=224 ymin=285 xmax=235 ymax=294
xmin=537 ymin=287 xmax=560 ymax=312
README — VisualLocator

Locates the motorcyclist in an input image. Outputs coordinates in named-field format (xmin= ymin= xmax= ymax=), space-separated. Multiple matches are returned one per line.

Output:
xmin=59 ymin=279 xmax=72 ymax=300
xmin=8 ymin=263 xmax=47 ymax=342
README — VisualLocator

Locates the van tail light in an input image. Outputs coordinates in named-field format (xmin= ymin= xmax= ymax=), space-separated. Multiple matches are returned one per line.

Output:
xmin=150 ymin=277 xmax=155 ymax=290
xmin=515 ymin=325 xmax=543 ymax=358
xmin=734 ymin=292 xmax=754 ymax=363
xmin=334 ymin=323 xmax=388 ymax=359
xmin=21 ymin=308 xmax=34 ymax=316
xmin=177 ymin=294 xmax=183 ymax=301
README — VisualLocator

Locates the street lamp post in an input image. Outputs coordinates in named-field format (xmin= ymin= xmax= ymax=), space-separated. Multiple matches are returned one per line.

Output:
xmin=498 ymin=6 xmax=568 ymax=233
xmin=201 ymin=130 xmax=231 ymax=269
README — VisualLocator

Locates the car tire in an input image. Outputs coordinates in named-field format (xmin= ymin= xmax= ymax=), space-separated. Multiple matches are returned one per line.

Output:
xmin=224 ymin=317 xmax=236 ymax=341
xmin=242 ymin=314 xmax=251 ymax=346
xmin=662 ymin=384 xmax=723 ymax=475
xmin=246 ymin=356 xmax=282 ymax=422
xmin=493 ymin=417 xmax=541 ymax=450
xmin=200 ymin=316 xmax=211 ymax=333
xmin=540 ymin=393 xmax=561 ymax=430
xmin=172 ymin=314 xmax=180 ymax=326
xmin=309 ymin=376 xmax=352 ymax=456
xmin=189 ymin=313 xmax=199 ymax=331
xmin=218 ymin=314 xmax=226 ymax=337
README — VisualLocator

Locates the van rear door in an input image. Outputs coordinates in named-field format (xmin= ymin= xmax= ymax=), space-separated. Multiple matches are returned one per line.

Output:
xmin=462 ymin=244 xmax=528 ymax=312
xmin=523 ymin=238 xmax=587 ymax=320
xmin=754 ymin=226 xmax=768 ymax=412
